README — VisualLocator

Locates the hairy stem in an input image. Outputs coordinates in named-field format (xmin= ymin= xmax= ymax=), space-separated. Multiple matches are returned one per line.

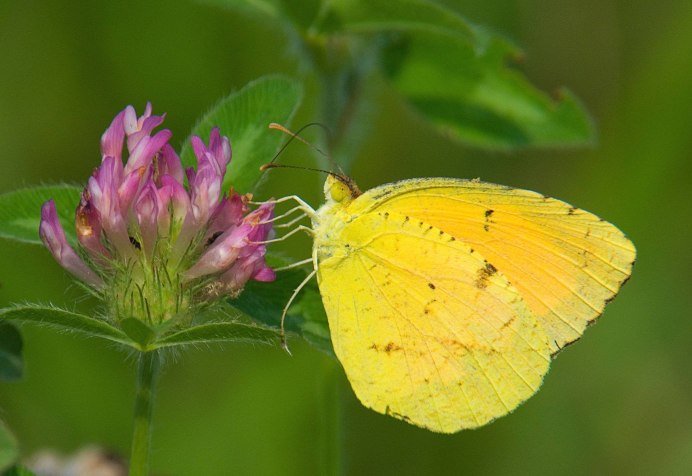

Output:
xmin=129 ymin=350 xmax=161 ymax=476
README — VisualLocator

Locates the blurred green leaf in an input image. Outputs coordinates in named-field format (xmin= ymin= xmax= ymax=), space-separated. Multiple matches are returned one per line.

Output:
xmin=0 ymin=420 xmax=19 ymax=472
xmin=200 ymin=0 xmax=285 ymax=21
xmin=2 ymin=466 xmax=36 ymax=476
xmin=320 ymin=0 xmax=593 ymax=149
xmin=180 ymin=75 xmax=303 ymax=194
xmin=326 ymin=0 xmax=481 ymax=45
xmin=381 ymin=30 xmax=594 ymax=148
xmin=154 ymin=321 xmax=279 ymax=348
xmin=289 ymin=280 xmax=332 ymax=354
xmin=0 ymin=304 xmax=133 ymax=347
xmin=0 ymin=185 xmax=82 ymax=246
xmin=0 ymin=322 xmax=23 ymax=381
xmin=200 ymin=1 xmax=592 ymax=151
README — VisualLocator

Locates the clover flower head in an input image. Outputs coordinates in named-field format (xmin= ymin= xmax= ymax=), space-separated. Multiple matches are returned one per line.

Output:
xmin=39 ymin=104 xmax=275 ymax=323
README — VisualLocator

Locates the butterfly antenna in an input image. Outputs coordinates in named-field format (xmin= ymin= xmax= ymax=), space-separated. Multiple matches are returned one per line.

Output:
xmin=267 ymin=122 xmax=330 ymax=166
xmin=265 ymin=123 xmax=355 ymax=189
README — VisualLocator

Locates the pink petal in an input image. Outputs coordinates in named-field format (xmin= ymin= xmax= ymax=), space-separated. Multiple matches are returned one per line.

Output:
xmin=125 ymin=129 xmax=172 ymax=175
xmin=253 ymin=264 xmax=276 ymax=282
xmin=100 ymin=109 xmax=126 ymax=160
xmin=183 ymin=223 xmax=253 ymax=281
xmin=204 ymin=193 xmax=248 ymax=243
xmin=135 ymin=182 xmax=159 ymax=257
xmin=157 ymin=144 xmax=184 ymax=185
xmin=40 ymin=200 xmax=103 ymax=287
xmin=75 ymin=189 xmax=110 ymax=261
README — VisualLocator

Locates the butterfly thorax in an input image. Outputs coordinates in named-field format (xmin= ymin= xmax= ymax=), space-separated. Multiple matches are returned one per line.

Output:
xmin=312 ymin=175 xmax=361 ymax=262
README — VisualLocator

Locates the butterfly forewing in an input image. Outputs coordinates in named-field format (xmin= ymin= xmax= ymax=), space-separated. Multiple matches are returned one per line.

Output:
xmin=355 ymin=178 xmax=636 ymax=354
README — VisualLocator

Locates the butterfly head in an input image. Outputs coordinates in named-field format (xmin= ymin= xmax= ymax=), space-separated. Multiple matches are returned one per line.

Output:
xmin=324 ymin=173 xmax=361 ymax=205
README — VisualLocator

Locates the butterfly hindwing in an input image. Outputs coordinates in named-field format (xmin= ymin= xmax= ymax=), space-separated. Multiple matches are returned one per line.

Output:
xmin=316 ymin=209 xmax=551 ymax=432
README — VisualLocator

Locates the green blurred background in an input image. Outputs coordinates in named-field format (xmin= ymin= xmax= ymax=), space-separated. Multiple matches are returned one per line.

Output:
xmin=1 ymin=0 xmax=691 ymax=474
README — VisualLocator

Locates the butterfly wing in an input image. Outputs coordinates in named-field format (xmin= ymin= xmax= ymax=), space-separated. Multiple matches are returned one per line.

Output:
xmin=353 ymin=178 xmax=636 ymax=354
xmin=316 ymin=210 xmax=551 ymax=432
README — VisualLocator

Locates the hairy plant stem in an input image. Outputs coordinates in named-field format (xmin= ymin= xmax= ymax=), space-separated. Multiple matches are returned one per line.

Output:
xmin=129 ymin=350 xmax=161 ymax=476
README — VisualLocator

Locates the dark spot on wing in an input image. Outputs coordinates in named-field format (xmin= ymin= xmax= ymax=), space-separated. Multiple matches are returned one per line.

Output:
xmin=428 ymin=282 xmax=436 ymax=290
xmin=568 ymin=207 xmax=577 ymax=215
xmin=384 ymin=342 xmax=402 ymax=354
xmin=483 ymin=209 xmax=495 ymax=232
xmin=500 ymin=315 xmax=516 ymax=330
xmin=371 ymin=342 xmax=403 ymax=354
xmin=475 ymin=261 xmax=498 ymax=289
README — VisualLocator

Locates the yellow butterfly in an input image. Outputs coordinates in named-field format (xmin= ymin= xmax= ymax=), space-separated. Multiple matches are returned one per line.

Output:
xmin=273 ymin=174 xmax=635 ymax=433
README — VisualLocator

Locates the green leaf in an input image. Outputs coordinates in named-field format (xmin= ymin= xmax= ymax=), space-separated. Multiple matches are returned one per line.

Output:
xmin=382 ymin=31 xmax=594 ymax=148
xmin=154 ymin=321 xmax=279 ymax=349
xmin=0 ymin=322 xmax=23 ymax=381
xmin=0 ymin=304 xmax=134 ymax=348
xmin=180 ymin=75 xmax=303 ymax=194
xmin=0 ymin=184 xmax=82 ymax=246
xmin=231 ymin=263 xmax=333 ymax=354
xmin=120 ymin=318 xmax=155 ymax=348
xmin=0 ymin=420 xmax=19 ymax=473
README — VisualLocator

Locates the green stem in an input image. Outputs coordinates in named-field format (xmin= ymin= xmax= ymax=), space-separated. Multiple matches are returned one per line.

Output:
xmin=129 ymin=350 xmax=160 ymax=476
xmin=318 ymin=360 xmax=343 ymax=476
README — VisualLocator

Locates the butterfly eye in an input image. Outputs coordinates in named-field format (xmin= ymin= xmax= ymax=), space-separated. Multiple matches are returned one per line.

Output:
xmin=327 ymin=177 xmax=352 ymax=203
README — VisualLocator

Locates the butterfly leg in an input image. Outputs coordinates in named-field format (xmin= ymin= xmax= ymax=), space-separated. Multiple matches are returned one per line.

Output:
xmin=272 ymin=212 xmax=311 ymax=229
xmin=250 ymin=195 xmax=318 ymax=220
xmin=272 ymin=258 xmax=313 ymax=272
xmin=252 ymin=225 xmax=313 ymax=245
xmin=279 ymin=268 xmax=317 ymax=355
xmin=257 ymin=205 xmax=309 ymax=228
